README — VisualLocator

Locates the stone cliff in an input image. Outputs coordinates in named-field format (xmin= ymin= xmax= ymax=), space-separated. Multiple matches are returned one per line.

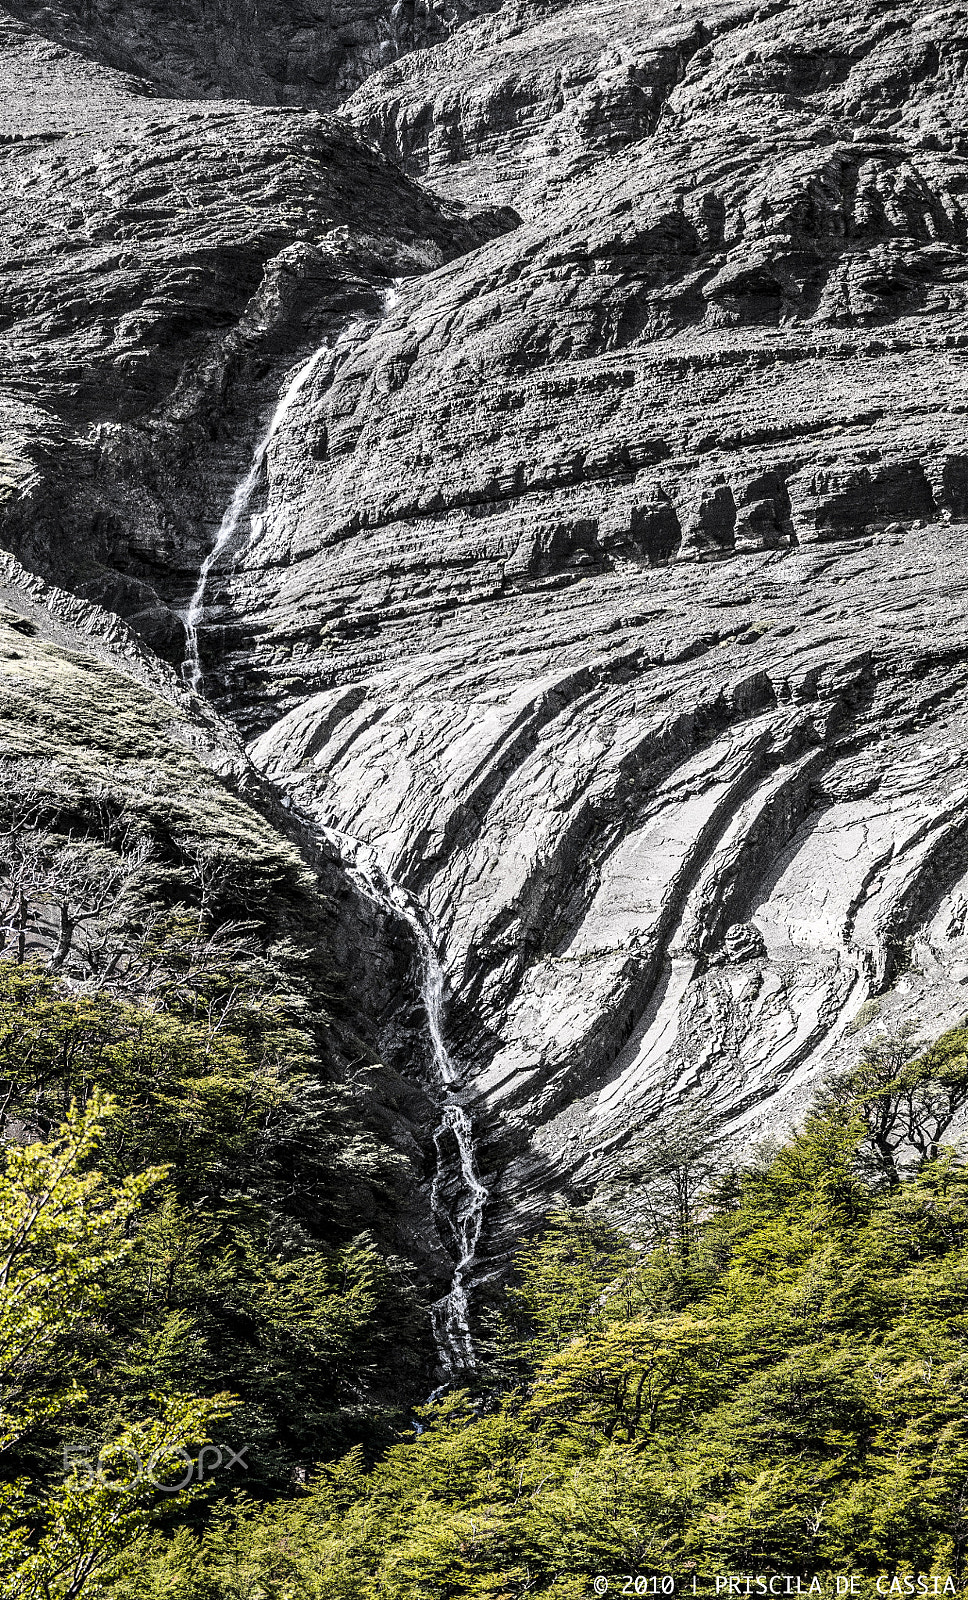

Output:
xmin=3 ymin=0 xmax=499 ymax=107
xmin=4 ymin=0 xmax=968 ymax=1336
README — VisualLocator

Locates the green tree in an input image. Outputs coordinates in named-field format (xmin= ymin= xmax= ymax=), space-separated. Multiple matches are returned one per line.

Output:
xmin=0 ymin=959 xmax=428 ymax=1491
xmin=822 ymin=1024 xmax=968 ymax=1185
xmin=507 ymin=1210 xmax=635 ymax=1360
xmin=599 ymin=1106 xmax=723 ymax=1254
xmin=118 ymin=1030 xmax=968 ymax=1596
xmin=0 ymin=1095 xmax=227 ymax=1598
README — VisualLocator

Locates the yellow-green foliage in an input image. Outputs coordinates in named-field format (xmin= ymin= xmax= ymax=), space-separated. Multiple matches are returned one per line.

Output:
xmin=0 ymin=961 xmax=280 ymax=1178
xmin=0 ymin=1095 xmax=228 ymax=1599
xmin=117 ymin=1035 xmax=968 ymax=1598
xmin=0 ymin=959 xmax=424 ymax=1506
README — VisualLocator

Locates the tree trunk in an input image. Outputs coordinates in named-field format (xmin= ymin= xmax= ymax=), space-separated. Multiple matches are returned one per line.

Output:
xmin=49 ymin=904 xmax=74 ymax=971
xmin=15 ymin=892 xmax=27 ymax=964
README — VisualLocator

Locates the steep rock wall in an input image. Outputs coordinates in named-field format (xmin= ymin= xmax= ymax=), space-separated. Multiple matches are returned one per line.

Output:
xmin=0 ymin=15 xmax=513 ymax=654
xmin=3 ymin=0 xmax=499 ymax=107
xmin=248 ymin=528 xmax=968 ymax=1246
xmin=194 ymin=0 xmax=968 ymax=1261
xmin=7 ymin=0 xmax=968 ymax=1301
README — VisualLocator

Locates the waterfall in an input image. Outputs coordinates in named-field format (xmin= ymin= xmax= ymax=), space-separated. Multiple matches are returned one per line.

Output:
xmin=180 ymin=272 xmax=484 ymax=1368
xmin=319 ymin=825 xmax=489 ymax=1377
xmin=180 ymin=344 xmax=328 ymax=690
xmin=181 ymin=281 xmax=402 ymax=691
xmin=430 ymin=1104 xmax=489 ymax=1370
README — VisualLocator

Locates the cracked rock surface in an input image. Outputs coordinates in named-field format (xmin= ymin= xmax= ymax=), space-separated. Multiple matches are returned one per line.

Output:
xmin=0 ymin=13 xmax=511 ymax=654
xmin=3 ymin=0 xmax=498 ymax=108
xmin=249 ymin=526 xmax=968 ymax=1228
xmin=6 ymin=0 xmax=968 ymax=1278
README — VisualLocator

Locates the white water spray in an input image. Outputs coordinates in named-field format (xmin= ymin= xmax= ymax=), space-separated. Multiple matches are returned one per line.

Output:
xmin=319 ymin=825 xmax=488 ymax=1376
xmin=181 ymin=282 xmax=402 ymax=691
xmin=180 ymin=345 xmax=327 ymax=690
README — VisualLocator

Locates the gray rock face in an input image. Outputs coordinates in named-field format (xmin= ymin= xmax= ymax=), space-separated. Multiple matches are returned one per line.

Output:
xmin=247 ymin=528 xmax=968 ymax=1233
xmin=0 ymin=15 xmax=512 ymax=655
xmin=221 ymin=0 xmax=968 ymax=1242
xmin=3 ymin=0 xmax=497 ymax=108
xmin=344 ymin=0 xmax=754 ymax=212
xmin=7 ymin=0 xmax=968 ymax=1297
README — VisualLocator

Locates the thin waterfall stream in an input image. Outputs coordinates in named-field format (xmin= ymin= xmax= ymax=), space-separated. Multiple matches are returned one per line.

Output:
xmin=181 ymin=282 xmax=401 ymax=690
xmin=181 ymin=280 xmax=488 ymax=1376
xmin=319 ymin=826 xmax=489 ymax=1377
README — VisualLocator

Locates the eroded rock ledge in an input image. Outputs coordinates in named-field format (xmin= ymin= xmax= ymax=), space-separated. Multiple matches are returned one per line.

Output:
xmin=247 ymin=524 xmax=968 ymax=1241
xmin=6 ymin=0 xmax=968 ymax=1283
xmin=2 ymin=0 xmax=498 ymax=108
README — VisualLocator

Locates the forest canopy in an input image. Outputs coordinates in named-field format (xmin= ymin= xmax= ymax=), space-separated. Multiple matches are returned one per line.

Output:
xmin=4 ymin=969 xmax=968 ymax=1597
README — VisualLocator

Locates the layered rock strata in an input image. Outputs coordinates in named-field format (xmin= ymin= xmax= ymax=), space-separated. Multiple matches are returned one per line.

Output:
xmin=248 ymin=524 xmax=968 ymax=1239
xmin=0 ymin=14 xmax=512 ymax=654
xmin=7 ymin=0 xmax=968 ymax=1293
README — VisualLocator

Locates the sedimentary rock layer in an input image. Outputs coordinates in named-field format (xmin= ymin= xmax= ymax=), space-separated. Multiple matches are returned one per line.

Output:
xmin=213 ymin=0 xmax=968 ymax=1243
xmin=249 ymin=525 xmax=968 ymax=1229
xmin=7 ymin=0 xmax=968 ymax=1283
xmin=0 ymin=13 xmax=512 ymax=652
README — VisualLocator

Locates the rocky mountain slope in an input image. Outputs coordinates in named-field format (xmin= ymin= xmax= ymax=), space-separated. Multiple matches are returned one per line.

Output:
xmin=3 ymin=0 xmax=498 ymax=107
xmin=4 ymin=0 xmax=968 ymax=1340
xmin=0 ymin=13 xmax=511 ymax=653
